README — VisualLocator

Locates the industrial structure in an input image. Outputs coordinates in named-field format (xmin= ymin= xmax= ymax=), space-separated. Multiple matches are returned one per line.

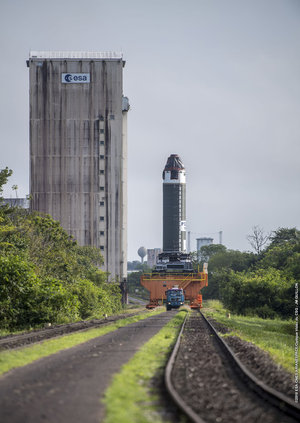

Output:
xmin=137 ymin=246 xmax=147 ymax=263
xmin=196 ymin=237 xmax=214 ymax=251
xmin=197 ymin=237 xmax=214 ymax=261
xmin=147 ymin=248 xmax=162 ymax=269
xmin=27 ymin=51 xmax=129 ymax=283
xmin=141 ymin=154 xmax=207 ymax=308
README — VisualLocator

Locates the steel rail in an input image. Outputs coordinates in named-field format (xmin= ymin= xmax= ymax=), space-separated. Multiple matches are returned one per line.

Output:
xmin=0 ymin=310 xmax=148 ymax=351
xmin=165 ymin=312 xmax=207 ymax=423
xmin=201 ymin=312 xmax=300 ymax=421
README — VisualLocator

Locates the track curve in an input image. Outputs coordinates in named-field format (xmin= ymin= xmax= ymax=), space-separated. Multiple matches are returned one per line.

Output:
xmin=201 ymin=311 xmax=300 ymax=421
xmin=165 ymin=310 xmax=299 ymax=423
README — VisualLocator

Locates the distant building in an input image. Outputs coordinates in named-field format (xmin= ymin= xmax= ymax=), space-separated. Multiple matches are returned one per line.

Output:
xmin=196 ymin=237 xmax=213 ymax=260
xmin=196 ymin=237 xmax=213 ymax=250
xmin=147 ymin=248 xmax=162 ymax=268
xmin=27 ymin=51 xmax=129 ymax=282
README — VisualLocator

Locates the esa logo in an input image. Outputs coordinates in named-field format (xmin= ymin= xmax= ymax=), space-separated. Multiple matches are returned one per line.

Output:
xmin=62 ymin=73 xmax=90 ymax=83
xmin=64 ymin=74 xmax=87 ymax=82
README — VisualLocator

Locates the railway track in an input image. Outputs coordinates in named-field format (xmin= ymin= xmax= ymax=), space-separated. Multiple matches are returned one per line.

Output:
xmin=0 ymin=309 xmax=148 ymax=351
xmin=0 ymin=311 xmax=177 ymax=423
xmin=165 ymin=310 xmax=300 ymax=423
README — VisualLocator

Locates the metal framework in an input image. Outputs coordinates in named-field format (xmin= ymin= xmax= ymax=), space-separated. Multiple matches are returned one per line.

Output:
xmin=140 ymin=270 xmax=208 ymax=309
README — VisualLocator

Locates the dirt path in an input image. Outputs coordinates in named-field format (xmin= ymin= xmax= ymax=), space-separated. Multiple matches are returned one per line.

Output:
xmin=0 ymin=311 xmax=176 ymax=423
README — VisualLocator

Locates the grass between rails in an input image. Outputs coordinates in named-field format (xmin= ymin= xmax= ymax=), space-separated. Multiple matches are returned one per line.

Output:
xmin=102 ymin=309 xmax=188 ymax=423
xmin=0 ymin=308 xmax=165 ymax=376
xmin=202 ymin=300 xmax=295 ymax=374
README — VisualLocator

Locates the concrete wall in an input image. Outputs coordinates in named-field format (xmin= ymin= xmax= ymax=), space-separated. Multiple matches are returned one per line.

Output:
xmin=147 ymin=248 xmax=162 ymax=268
xmin=28 ymin=53 xmax=128 ymax=281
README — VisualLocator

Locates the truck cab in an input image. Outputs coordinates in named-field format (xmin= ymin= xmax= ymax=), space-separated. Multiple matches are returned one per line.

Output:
xmin=165 ymin=286 xmax=184 ymax=311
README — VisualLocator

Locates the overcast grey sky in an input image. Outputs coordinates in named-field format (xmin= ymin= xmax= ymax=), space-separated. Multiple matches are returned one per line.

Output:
xmin=1 ymin=0 xmax=299 ymax=260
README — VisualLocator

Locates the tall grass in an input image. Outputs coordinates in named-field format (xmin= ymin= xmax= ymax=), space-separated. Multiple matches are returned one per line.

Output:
xmin=202 ymin=300 xmax=295 ymax=374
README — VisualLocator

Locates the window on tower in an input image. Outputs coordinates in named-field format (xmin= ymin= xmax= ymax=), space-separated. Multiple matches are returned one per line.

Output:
xmin=171 ymin=170 xmax=178 ymax=179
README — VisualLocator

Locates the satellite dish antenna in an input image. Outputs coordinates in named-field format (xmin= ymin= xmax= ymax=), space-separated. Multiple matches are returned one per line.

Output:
xmin=137 ymin=246 xmax=147 ymax=263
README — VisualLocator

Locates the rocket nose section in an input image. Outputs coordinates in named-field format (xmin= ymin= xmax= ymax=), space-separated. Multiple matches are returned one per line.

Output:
xmin=162 ymin=154 xmax=186 ymax=183
xmin=163 ymin=154 xmax=185 ymax=171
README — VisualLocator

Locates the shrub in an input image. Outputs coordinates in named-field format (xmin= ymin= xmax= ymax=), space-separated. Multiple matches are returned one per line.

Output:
xmin=0 ymin=254 xmax=40 ymax=329
xmin=219 ymin=268 xmax=294 ymax=319
xmin=94 ymin=283 xmax=122 ymax=316
xmin=0 ymin=254 xmax=80 ymax=329
xmin=72 ymin=279 xmax=102 ymax=319
xmin=0 ymin=172 xmax=123 ymax=330
xmin=244 ymin=305 xmax=277 ymax=319
xmin=34 ymin=277 xmax=80 ymax=325
xmin=71 ymin=280 xmax=122 ymax=319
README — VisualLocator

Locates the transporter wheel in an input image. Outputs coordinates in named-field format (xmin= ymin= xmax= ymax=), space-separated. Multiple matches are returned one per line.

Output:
xmin=166 ymin=306 xmax=171 ymax=311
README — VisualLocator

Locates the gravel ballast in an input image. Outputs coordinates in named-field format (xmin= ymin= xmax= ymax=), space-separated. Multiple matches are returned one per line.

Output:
xmin=206 ymin=316 xmax=294 ymax=400
xmin=171 ymin=312 xmax=297 ymax=423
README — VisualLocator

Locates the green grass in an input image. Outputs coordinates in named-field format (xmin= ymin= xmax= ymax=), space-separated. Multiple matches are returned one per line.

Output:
xmin=0 ymin=306 xmax=146 ymax=337
xmin=0 ymin=328 xmax=27 ymax=337
xmin=0 ymin=308 xmax=165 ymax=376
xmin=102 ymin=309 xmax=188 ymax=423
xmin=202 ymin=300 xmax=295 ymax=374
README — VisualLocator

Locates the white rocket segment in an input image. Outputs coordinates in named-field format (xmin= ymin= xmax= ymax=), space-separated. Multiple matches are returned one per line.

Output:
xmin=163 ymin=170 xmax=186 ymax=184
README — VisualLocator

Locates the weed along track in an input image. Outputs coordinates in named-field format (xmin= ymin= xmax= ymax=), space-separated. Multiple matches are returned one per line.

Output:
xmin=0 ymin=311 xmax=177 ymax=423
xmin=165 ymin=311 xmax=299 ymax=423
xmin=1 ymin=309 xmax=298 ymax=423
xmin=0 ymin=309 xmax=150 ymax=351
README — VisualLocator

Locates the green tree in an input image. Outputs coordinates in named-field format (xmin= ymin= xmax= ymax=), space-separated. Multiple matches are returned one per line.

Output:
xmin=209 ymin=250 xmax=256 ymax=272
xmin=219 ymin=268 xmax=294 ymax=319
xmin=197 ymin=244 xmax=227 ymax=262
xmin=0 ymin=167 xmax=13 ymax=196
xmin=259 ymin=227 xmax=300 ymax=280
xmin=268 ymin=227 xmax=300 ymax=247
xmin=0 ymin=254 xmax=39 ymax=328
xmin=127 ymin=271 xmax=149 ymax=299
xmin=0 ymin=169 xmax=122 ymax=329
xmin=127 ymin=261 xmax=150 ymax=271
xmin=200 ymin=248 xmax=256 ymax=300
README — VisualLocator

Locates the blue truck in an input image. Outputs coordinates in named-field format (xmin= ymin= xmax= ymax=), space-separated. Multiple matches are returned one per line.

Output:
xmin=165 ymin=286 xmax=185 ymax=310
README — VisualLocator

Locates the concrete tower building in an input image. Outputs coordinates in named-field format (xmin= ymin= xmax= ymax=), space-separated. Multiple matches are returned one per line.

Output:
xmin=196 ymin=237 xmax=213 ymax=261
xmin=162 ymin=154 xmax=186 ymax=252
xmin=27 ymin=51 xmax=129 ymax=282
xmin=147 ymin=248 xmax=162 ymax=269
xmin=196 ymin=237 xmax=214 ymax=251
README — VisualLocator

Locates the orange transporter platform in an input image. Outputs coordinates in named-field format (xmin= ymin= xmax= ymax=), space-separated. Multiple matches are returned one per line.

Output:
xmin=140 ymin=269 xmax=208 ymax=309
